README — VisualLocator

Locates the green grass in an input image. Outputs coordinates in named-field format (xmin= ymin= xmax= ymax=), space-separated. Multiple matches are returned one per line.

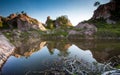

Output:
xmin=115 ymin=64 xmax=120 ymax=69
xmin=83 ymin=18 xmax=120 ymax=38
xmin=96 ymin=28 xmax=120 ymax=38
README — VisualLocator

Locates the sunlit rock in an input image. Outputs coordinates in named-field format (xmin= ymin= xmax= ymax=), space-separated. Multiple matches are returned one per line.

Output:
xmin=0 ymin=33 xmax=15 ymax=68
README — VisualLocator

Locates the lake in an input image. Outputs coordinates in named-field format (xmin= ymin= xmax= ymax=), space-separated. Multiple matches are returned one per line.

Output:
xmin=0 ymin=39 xmax=120 ymax=75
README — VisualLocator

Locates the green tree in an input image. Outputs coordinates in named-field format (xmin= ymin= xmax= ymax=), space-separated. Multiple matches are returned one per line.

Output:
xmin=46 ymin=17 xmax=54 ymax=29
xmin=56 ymin=15 xmax=72 ymax=27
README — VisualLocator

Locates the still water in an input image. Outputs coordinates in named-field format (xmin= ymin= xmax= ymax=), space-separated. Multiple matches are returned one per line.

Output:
xmin=0 ymin=39 xmax=120 ymax=75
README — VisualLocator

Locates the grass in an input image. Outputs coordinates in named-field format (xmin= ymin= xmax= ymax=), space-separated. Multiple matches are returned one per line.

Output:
xmin=95 ymin=28 xmax=120 ymax=38
xmin=83 ymin=18 xmax=120 ymax=39
xmin=115 ymin=64 xmax=120 ymax=69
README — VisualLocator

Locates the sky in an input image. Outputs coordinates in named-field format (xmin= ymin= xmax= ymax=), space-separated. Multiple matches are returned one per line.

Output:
xmin=0 ymin=0 xmax=109 ymax=26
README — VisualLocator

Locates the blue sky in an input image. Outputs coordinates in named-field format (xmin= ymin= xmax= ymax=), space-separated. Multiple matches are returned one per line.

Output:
xmin=0 ymin=0 xmax=109 ymax=25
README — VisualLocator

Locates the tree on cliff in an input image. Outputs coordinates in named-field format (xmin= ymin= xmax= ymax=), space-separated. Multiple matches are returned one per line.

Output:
xmin=94 ymin=1 xmax=100 ymax=7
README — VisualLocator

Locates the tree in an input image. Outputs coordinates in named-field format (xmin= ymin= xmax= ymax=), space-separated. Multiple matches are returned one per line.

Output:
xmin=94 ymin=1 xmax=100 ymax=7
xmin=46 ymin=16 xmax=54 ymax=29
xmin=56 ymin=15 xmax=69 ymax=26
xmin=21 ymin=11 xmax=24 ymax=14
xmin=21 ymin=11 xmax=27 ymax=15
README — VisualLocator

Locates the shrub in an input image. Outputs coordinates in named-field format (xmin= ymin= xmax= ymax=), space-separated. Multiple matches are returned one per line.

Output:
xmin=0 ymin=22 xmax=3 ymax=27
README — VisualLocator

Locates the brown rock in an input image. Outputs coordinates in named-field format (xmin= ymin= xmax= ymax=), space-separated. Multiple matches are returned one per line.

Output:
xmin=8 ymin=13 xmax=17 ymax=19
xmin=7 ymin=14 xmax=46 ymax=31
xmin=92 ymin=0 xmax=120 ymax=23
xmin=92 ymin=2 xmax=116 ymax=19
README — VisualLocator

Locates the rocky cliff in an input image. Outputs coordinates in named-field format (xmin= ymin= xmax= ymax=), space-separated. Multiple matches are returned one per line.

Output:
xmin=0 ymin=13 xmax=46 ymax=31
xmin=92 ymin=0 xmax=120 ymax=24
xmin=0 ymin=33 xmax=15 ymax=68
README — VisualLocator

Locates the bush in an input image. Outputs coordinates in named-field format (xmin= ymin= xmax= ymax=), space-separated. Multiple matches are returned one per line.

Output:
xmin=0 ymin=22 xmax=3 ymax=27
xmin=56 ymin=15 xmax=72 ymax=27
xmin=96 ymin=28 xmax=120 ymax=38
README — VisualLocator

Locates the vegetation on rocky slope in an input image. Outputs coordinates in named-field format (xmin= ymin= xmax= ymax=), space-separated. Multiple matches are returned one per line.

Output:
xmin=45 ymin=15 xmax=73 ymax=29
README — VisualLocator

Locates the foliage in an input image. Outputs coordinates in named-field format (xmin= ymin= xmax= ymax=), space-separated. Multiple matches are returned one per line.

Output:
xmin=0 ymin=22 xmax=3 ymax=27
xmin=95 ymin=28 xmax=120 ymax=38
xmin=2 ymin=22 xmax=10 ymax=29
xmin=56 ymin=15 xmax=72 ymax=27
xmin=30 ymin=19 xmax=39 ymax=25
xmin=94 ymin=1 xmax=100 ymax=7
xmin=46 ymin=18 xmax=55 ymax=29
xmin=83 ymin=18 xmax=120 ymax=38
xmin=21 ymin=11 xmax=27 ymax=15
xmin=115 ymin=64 xmax=120 ymax=69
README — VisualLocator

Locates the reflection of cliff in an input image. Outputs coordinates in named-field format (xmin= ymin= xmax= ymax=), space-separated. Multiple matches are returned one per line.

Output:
xmin=46 ymin=41 xmax=72 ymax=56
xmin=13 ymin=39 xmax=46 ymax=58
xmin=12 ymin=38 xmax=120 ymax=64
xmin=71 ymin=40 xmax=120 ymax=62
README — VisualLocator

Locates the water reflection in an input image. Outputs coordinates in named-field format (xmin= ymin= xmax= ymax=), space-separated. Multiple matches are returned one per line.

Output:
xmin=46 ymin=40 xmax=72 ymax=56
xmin=71 ymin=40 xmax=120 ymax=63
xmin=13 ymin=41 xmax=46 ymax=58
xmin=0 ymin=39 xmax=120 ymax=75
xmin=10 ymin=39 xmax=120 ymax=66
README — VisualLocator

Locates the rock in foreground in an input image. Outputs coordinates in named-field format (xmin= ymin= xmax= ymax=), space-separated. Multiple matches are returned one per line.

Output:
xmin=0 ymin=33 xmax=15 ymax=68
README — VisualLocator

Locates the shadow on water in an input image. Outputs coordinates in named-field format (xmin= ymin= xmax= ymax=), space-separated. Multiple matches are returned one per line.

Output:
xmin=0 ymin=37 xmax=120 ymax=75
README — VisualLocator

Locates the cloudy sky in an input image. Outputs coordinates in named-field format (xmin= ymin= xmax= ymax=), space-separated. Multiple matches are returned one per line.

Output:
xmin=0 ymin=0 xmax=109 ymax=26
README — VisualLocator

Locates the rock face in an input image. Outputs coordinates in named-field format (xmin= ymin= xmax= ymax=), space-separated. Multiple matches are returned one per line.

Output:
xmin=92 ymin=0 xmax=120 ymax=24
xmin=0 ymin=33 xmax=15 ymax=68
xmin=69 ymin=23 xmax=97 ymax=36
xmin=1 ymin=13 xmax=46 ymax=31
xmin=92 ymin=2 xmax=115 ymax=19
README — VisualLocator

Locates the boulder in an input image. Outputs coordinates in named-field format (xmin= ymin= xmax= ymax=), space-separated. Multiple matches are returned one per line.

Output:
xmin=69 ymin=23 xmax=97 ymax=36
xmin=0 ymin=33 xmax=15 ymax=68
xmin=8 ymin=14 xmax=17 ymax=19
xmin=2 ymin=13 xmax=46 ymax=31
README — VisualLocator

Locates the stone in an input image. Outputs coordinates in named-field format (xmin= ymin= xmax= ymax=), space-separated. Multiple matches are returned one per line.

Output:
xmin=106 ymin=19 xmax=116 ymax=24
xmin=2 ymin=13 xmax=46 ymax=31
xmin=69 ymin=23 xmax=97 ymax=36
xmin=0 ymin=33 xmax=15 ymax=68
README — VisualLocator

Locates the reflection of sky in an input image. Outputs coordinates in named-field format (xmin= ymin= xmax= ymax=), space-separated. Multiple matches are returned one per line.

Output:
xmin=68 ymin=45 xmax=97 ymax=63
xmin=0 ymin=0 xmax=109 ymax=25
xmin=1 ymin=44 xmax=102 ymax=75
